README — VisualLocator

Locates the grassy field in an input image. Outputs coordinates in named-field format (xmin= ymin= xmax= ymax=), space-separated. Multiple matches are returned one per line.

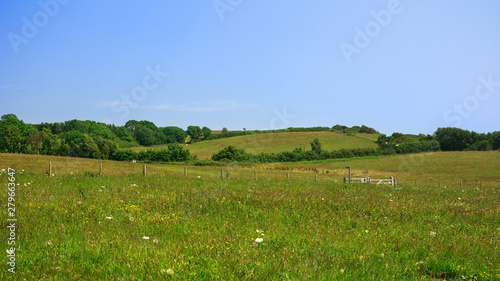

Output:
xmin=271 ymin=151 xmax=500 ymax=188
xmin=0 ymin=153 xmax=499 ymax=279
xmin=130 ymin=132 xmax=379 ymax=159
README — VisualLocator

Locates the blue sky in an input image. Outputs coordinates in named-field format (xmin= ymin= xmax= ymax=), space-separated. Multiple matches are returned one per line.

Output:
xmin=1 ymin=1 xmax=499 ymax=135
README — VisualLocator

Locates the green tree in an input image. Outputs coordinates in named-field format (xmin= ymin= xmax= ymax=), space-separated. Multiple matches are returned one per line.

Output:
xmin=212 ymin=146 xmax=250 ymax=162
xmin=377 ymin=134 xmax=396 ymax=149
xmin=310 ymin=138 xmax=322 ymax=153
xmin=134 ymin=125 xmax=157 ymax=146
xmin=202 ymin=127 xmax=212 ymax=139
xmin=40 ymin=128 xmax=59 ymax=155
xmin=161 ymin=126 xmax=187 ymax=143
xmin=0 ymin=114 xmax=36 ymax=153
xmin=187 ymin=126 xmax=203 ymax=141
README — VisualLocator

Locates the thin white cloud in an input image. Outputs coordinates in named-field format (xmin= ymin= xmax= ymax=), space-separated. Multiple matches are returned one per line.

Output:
xmin=0 ymin=85 xmax=28 ymax=90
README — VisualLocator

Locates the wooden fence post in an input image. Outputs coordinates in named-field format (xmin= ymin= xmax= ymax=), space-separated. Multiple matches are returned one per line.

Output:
xmin=347 ymin=166 xmax=352 ymax=184
xmin=315 ymin=174 xmax=317 ymax=182
xmin=100 ymin=163 xmax=103 ymax=176
xmin=184 ymin=167 xmax=187 ymax=177
xmin=286 ymin=172 xmax=289 ymax=180
xmin=221 ymin=169 xmax=223 ymax=180
xmin=254 ymin=170 xmax=257 ymax=180
xmin=460 ymin=181 xmax=463 ymax=189
xmin=49 ymin=161 xmax=52 ymax=177
xmin=143 ymin=165 xmax=146 ymax=176
xmin=438 ymin=181 xmax=441 ymax=188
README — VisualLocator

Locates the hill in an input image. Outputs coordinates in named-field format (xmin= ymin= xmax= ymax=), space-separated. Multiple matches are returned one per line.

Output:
xmin=130 ymin=131 xmax=380 ymax=159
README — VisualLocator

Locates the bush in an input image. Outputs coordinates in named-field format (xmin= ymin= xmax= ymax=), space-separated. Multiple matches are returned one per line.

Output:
xmin=212 ymin=146 xmax=251 ymax=162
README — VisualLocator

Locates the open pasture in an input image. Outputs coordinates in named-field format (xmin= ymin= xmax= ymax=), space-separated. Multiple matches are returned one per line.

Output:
xmin=130 ymin=132 xmax=379 ymax=160
xmin=1 ymin=153 xmax=499 ymax=279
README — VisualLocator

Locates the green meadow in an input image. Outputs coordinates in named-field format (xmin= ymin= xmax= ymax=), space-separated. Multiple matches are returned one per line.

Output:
xmin=130 ymin=132 xmax=380 ymax=159
xmin=1 ymin=153 xmax=499 ymax=279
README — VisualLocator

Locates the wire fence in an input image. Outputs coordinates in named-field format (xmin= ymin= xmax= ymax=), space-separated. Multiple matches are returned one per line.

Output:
xmin=6 ymin=159 xmax=493 ymax=190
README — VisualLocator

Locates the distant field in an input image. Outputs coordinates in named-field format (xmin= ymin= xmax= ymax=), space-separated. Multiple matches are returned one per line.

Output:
xmin=130 ymin=132 xmax=379 ymax=159
xmin=271 ymin=151 xmax=500 ymax=188
xmin=1 ymin=151 xmax=498 ymax=187
xmin=0 ymin=152 xmax=499 ymax=279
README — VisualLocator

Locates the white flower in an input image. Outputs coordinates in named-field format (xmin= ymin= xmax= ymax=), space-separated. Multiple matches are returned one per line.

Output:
xmin=47 ymin=241 xmax=53 ymax=246
xmin=166 ymin=268 xmax=174 ymax=275
xmin=365 ymin=230 xmax=369 ymax=233
xmin=256 ymin=230 xmax=262 ymax=233
xmin=430 ymin=231 xmax=436 ymax=237
xmin=197 ymin=176 xmax=201 ymax=178
xmin=143 ymin=236 xmax=150 ymax=240
xmin=106 ymin=216 xmax=113 ymax=220
xmin=255 ymin=238 xmax=263 ymax=243
xmin=153 ymin=239 xmax=159 ymax=243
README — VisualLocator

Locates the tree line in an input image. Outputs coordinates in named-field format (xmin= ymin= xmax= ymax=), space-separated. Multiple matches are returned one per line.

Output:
xmin=0 ymin=114 xmax=498 ymax=163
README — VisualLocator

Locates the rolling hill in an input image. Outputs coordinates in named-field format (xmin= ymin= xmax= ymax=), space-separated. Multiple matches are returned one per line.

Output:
xmin=130 ymin=131 xmax=380 ymax=159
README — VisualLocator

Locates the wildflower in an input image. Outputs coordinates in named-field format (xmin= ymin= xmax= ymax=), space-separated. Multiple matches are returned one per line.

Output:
xmin=47 ymin=241 xmax=53 ymax=246
xmin=197 ymin=176 xmax=201 ymax=178
xmin=340 ymin=268 xmax=345 ymax=274
xmin=153 ymin=239 xmax=159 ymax=243
xmin=380 ymin=253 xmax=385 ymax=258
xmin=255 ymin=238 xmax=263 ymax=243
xmin=256 ymin=230 xmax=262 ymax=233
xmin=166 ymin=268 xmax=174 ymax=275
xmin=430 ymin=231 xmax=436 ymax=237
xmin=458 ymin=197 xmax=461 ymax=200
xmin=143 ymin=236 xmax=150 ymax=240
xmin=106 ymin=217 xmax=113 ymax=220
xmin=365 ymin=230 xmax=369 ymax=233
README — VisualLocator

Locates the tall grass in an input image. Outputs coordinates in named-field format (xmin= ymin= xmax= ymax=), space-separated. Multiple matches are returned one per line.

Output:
xmin=1 ymin=167 xmax=499 ymax=279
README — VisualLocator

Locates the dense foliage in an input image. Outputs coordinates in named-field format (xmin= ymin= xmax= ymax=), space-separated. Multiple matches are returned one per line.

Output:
xmin=0 ymin=114 xmax=191 ymax=162
xmin=211 ymin=138 xmax=442 ymax=163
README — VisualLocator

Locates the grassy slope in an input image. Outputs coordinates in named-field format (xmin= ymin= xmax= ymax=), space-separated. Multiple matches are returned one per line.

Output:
xmin=1 ymin=151 xmax=499 ymax=186
xmin=130 ymin=132 xmax=379 ymax=159
xmin=272 ymin=151 xmax=500 ymax=187
xmin=0 ymin=153 xmax=499 ymax=279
